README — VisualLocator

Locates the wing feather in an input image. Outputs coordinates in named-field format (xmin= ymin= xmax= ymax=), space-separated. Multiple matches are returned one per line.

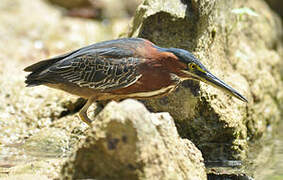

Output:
xmin=51 ymin=53 xmax=142 ymax=91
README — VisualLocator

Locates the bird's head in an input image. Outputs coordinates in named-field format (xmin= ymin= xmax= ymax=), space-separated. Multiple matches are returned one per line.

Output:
xmin=162 ymin=47 xmax=248 ymax=102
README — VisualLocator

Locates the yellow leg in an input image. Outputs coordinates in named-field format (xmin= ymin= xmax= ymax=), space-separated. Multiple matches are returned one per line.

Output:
xmin=78 ymin=98 xmax=94 ymax=126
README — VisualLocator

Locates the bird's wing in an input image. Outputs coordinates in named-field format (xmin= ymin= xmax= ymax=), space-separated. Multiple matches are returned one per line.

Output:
xmin=47 ymin=46 xmax=142 ymax=91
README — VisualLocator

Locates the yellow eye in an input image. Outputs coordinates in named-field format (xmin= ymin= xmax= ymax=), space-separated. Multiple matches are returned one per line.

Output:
xmin=189 ymin=63 xmax=197 ymax=70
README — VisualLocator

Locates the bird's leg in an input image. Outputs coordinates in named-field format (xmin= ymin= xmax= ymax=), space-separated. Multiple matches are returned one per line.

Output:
xmin=79 ymin=98 xmax=95 ymax=126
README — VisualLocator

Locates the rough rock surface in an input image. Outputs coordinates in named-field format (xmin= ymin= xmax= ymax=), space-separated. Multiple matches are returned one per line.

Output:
xmin=61 ymin=99 xmax=206 ymax=180
xmin=0 ymin=0 xmax=126 ymax=179
xmin=0 ymin=0 xmax=105 ymax=150
xmin=1 ymin=0 xmax=282 ymax=179
xmin=127 ymin=0 xmax=283 ymax=163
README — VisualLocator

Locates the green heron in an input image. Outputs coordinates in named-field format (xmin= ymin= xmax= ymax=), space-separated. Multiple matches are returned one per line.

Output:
xmin=24 ymin=38 xmax=247 ymax=126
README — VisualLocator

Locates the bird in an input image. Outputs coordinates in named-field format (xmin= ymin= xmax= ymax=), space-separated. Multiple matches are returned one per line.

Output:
xmin=24 ymin=38 xmax=248 ymax=126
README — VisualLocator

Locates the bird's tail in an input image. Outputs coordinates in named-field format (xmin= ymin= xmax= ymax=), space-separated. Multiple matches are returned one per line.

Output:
xmin=24 ymin=56 xmax=64 ymax=87
xmin=24 ymin=47 xmax=81 ymax=87
xmin=24 ymin=60 xmax=53 ymax=87
xmin=24 ymin=79 xmax=45 ymax=87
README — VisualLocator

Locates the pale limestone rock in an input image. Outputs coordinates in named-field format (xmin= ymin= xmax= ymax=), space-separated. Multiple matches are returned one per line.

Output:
xmin=61 ymin=99 xmax=206 ymax=180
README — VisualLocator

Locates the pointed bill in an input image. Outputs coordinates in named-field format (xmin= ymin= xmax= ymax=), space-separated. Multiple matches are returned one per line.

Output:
xmin=200 ymin=72 xmax=248 ymax=102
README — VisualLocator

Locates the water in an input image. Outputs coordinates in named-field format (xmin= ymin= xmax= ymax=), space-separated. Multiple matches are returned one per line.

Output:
xmin=259 ymin=121 xmax=283 ymax=180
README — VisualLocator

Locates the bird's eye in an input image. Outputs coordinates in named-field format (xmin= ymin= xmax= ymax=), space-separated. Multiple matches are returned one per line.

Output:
xmin=189 ymin=63 xmax=197 ymax=70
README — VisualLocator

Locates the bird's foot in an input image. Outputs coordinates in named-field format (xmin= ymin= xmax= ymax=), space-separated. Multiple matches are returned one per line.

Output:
xmin=79 ymin=111 xmax=92 ymax=126
xmin=78 ymin=99 xmax=107 ymax=126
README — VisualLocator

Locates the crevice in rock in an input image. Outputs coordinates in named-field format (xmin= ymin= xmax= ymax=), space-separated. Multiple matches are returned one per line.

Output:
xmin=59 ymin=98 xmax=87 ymax=118
xmin=207 ymin=173 xmax=253 ymax=180
xmin=138 ymin=12 xmax=198 ymax=50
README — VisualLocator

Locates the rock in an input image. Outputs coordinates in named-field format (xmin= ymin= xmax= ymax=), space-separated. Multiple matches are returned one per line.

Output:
xmin=23 ymin=128 xmax=70 ymax=157
xmin=265 ymin=0 xmax=283 ymax=18
xmin=47 ymin=0 xmax=142 ymax=19
xmin=207 ymin=173 xmax=254 ymax=180
xmin=1 ymin=0 xmax=282 ymax=179
xmin=47 ymin=0 xmax=91 ymax=9
xmin=61 ymin=99 xmax=206 ymax=180
xmin=0 ymin=0 xmax=114 ymax=145
xmin=127 ymin=0 xmax=283 ymax=167
xmin=101 ymin=0 xmax=142 ymax=19
xmin=0 ymin=0 xmax=116 ymax=178
xmin=0 ymin=174 xmax=49 ymax=180
xmin=2 ymin=160 xmax=63 ymax=180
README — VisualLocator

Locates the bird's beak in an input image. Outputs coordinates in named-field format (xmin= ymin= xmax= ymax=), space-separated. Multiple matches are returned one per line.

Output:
xmin=200 ymin=72 xmax=247 ymax=102
xmin=182 ymin=70 xmax=248 ymax=102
